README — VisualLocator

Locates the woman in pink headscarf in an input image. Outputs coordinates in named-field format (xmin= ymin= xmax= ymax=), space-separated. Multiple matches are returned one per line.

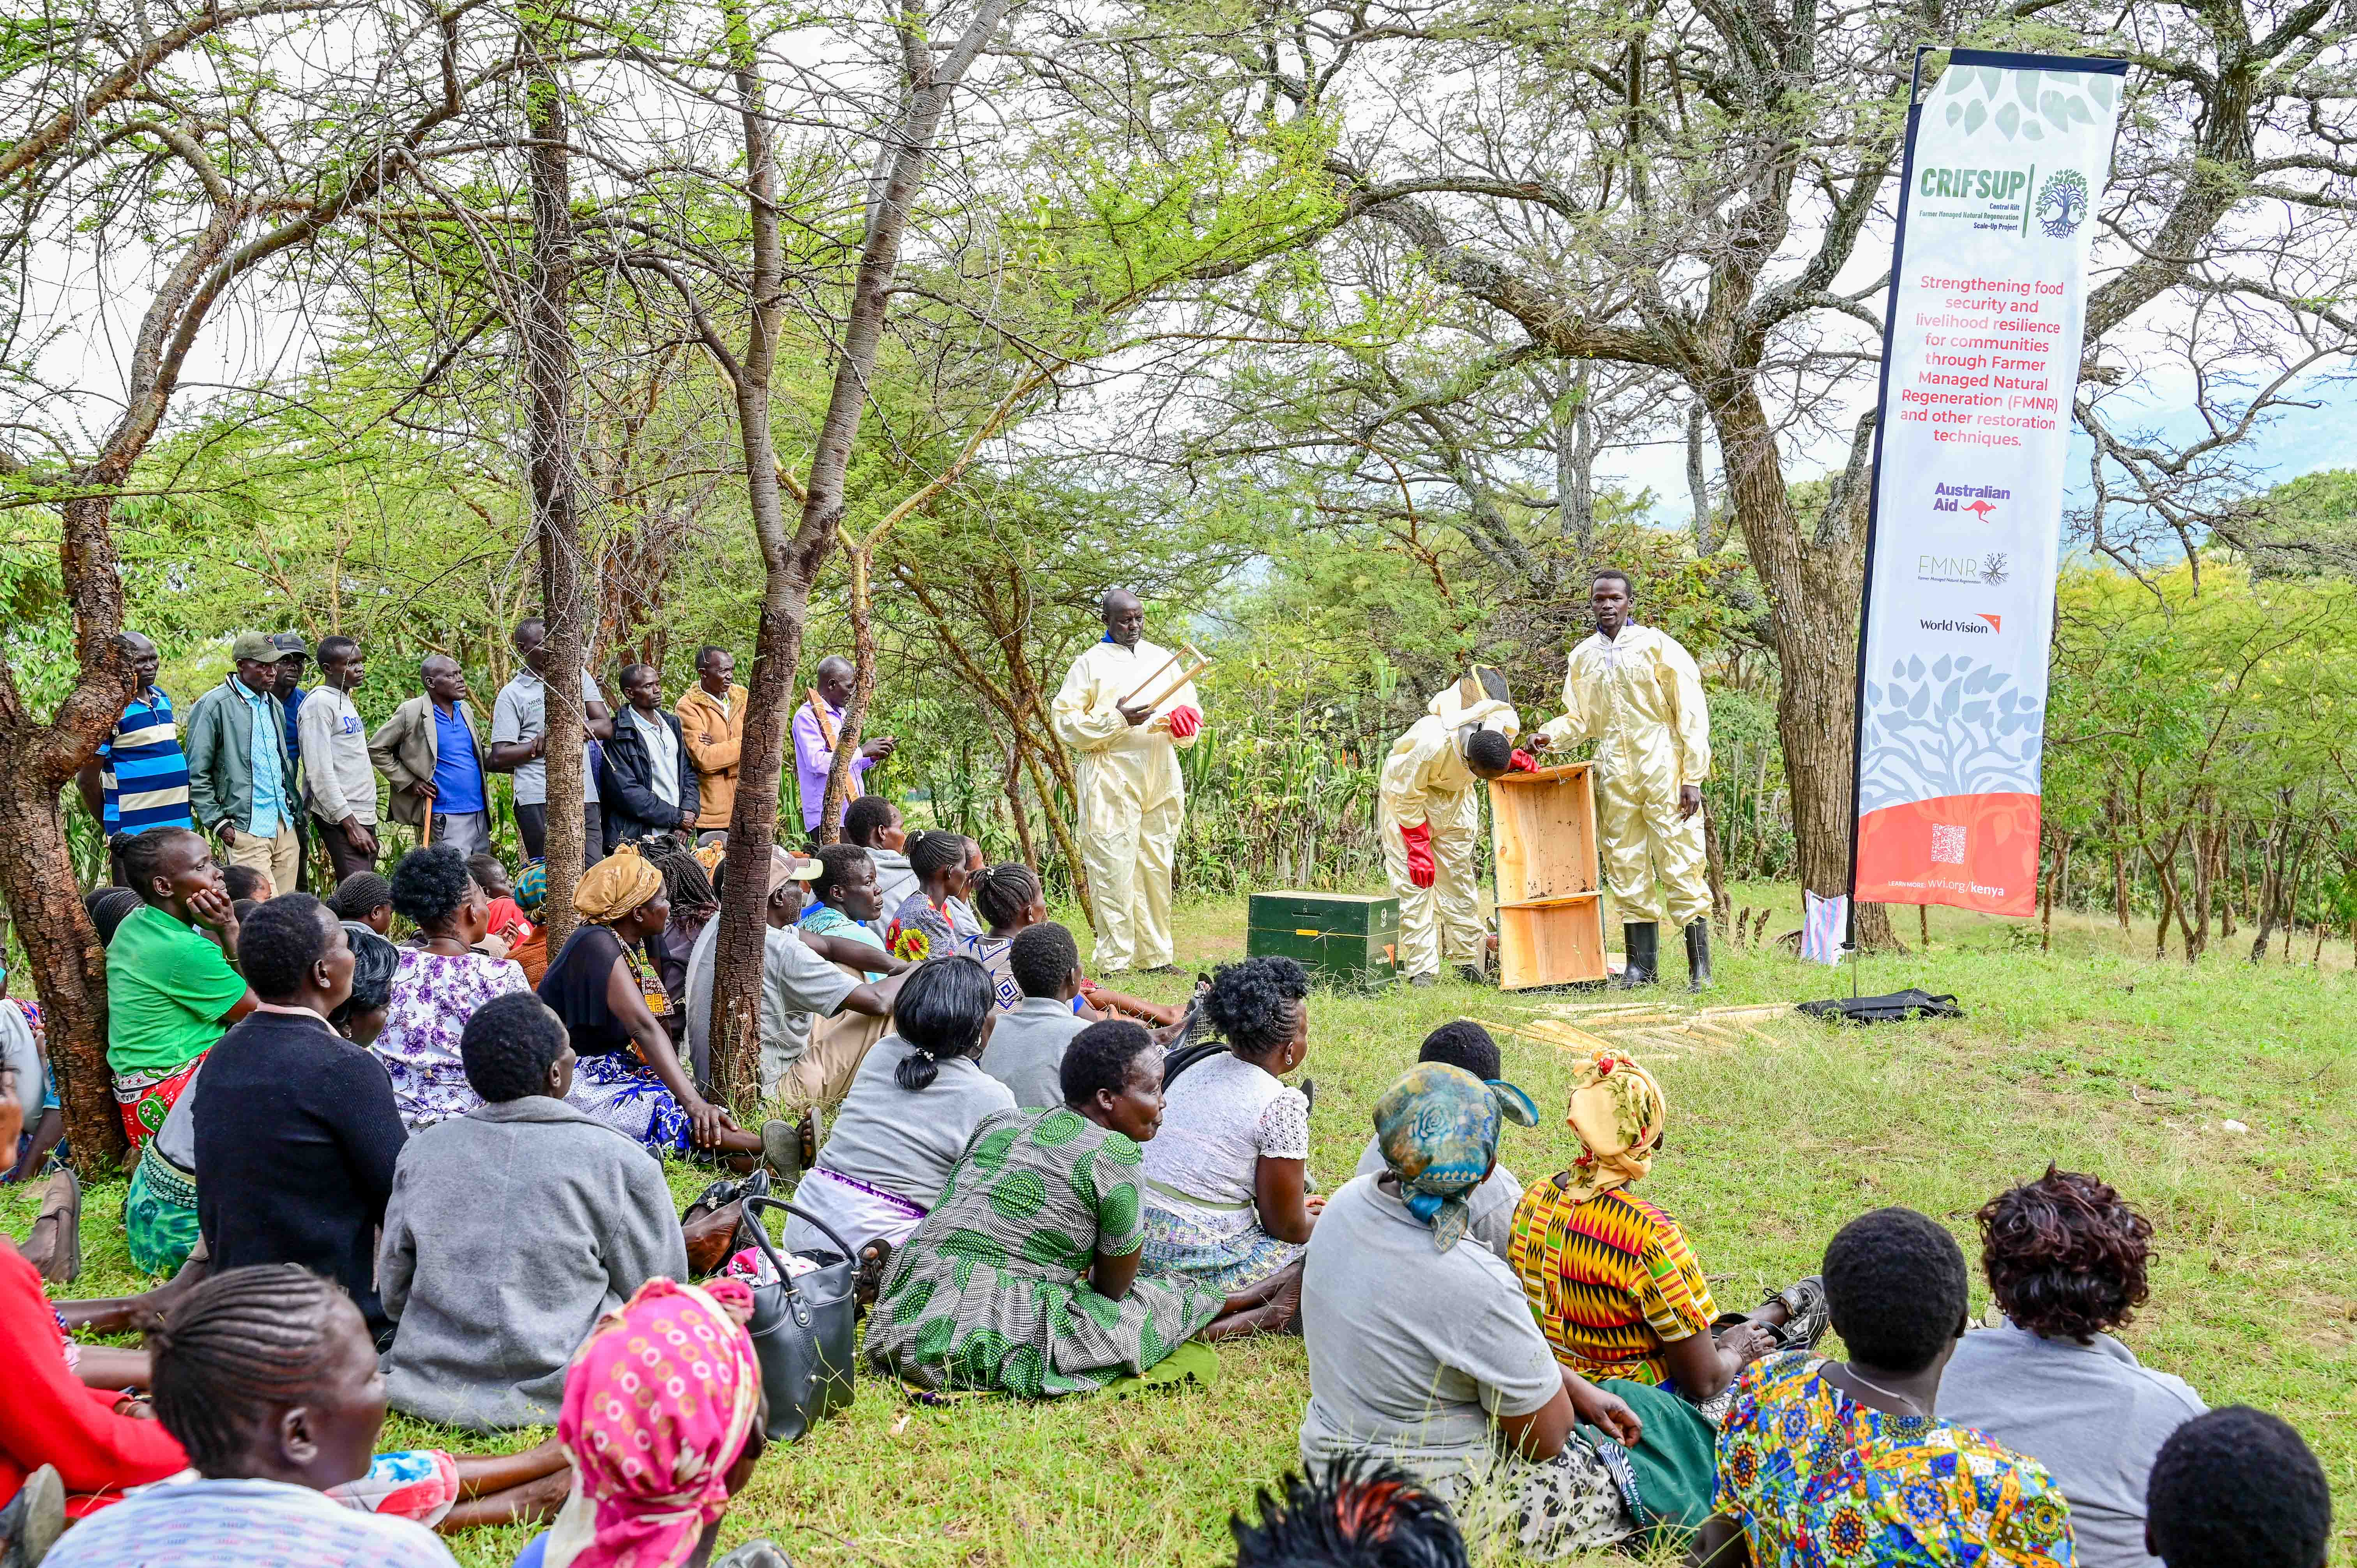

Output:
xmin=512 ymin=1278 xmax=786 ymax=1568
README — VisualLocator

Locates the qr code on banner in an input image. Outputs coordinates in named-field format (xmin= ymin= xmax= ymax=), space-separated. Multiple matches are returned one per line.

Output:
xmin=1930 ymin=823 xmax=1967 ymax=864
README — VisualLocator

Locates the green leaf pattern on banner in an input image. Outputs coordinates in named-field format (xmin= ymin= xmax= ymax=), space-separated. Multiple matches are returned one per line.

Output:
xmin=1929 ymin=61 xmax=2103 ymax=145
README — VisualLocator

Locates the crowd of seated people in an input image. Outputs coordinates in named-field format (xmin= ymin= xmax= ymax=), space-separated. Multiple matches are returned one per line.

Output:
xmin=0 ymin=783 xmax=2332 ymax=1568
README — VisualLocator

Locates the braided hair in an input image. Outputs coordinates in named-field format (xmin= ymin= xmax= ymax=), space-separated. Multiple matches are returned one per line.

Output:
xmin=638 ymin=834 xmax=718 ymax=918
xmin=148 ymin=1266 xmax=352 ymax=1475
xmin=905 ymin=830 xmax=967 ymax=881
xmin=113 ymin=827 xmax=199 ymax=906
xmin=968 ymin=862 xmax=1042 ymax=932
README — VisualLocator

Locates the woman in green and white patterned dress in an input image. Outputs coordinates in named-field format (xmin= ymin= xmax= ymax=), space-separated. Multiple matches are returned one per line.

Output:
xmin=866 ymin=1019 xmax=1224 ymax=1397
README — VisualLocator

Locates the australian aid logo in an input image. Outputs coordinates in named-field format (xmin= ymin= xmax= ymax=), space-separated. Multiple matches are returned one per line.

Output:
xmin=1853 ymin=49 xmax=2121 ymax=919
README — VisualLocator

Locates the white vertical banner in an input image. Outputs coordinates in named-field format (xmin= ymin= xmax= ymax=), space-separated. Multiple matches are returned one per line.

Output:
xmin=1850 ymin=49 xmax=2123 ymax=918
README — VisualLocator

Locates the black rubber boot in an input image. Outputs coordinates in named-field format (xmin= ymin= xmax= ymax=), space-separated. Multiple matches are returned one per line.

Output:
xmin=1684 ymin=918 xmax=1712 ymax=992
xmin=1611 ymin=922 xmax=1659 ymax=988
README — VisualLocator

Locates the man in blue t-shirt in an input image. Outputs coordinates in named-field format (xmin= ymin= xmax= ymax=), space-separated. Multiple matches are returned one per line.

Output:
xmin=423 ymin=654 xmax=491 ymax=855
xmin=76 ymin=630 xmax=197 ymax=882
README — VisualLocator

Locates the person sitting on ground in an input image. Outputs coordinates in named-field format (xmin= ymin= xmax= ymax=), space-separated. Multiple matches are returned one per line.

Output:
xmin=1936 ymin=1168 xmax=2205 ymax=1568
xmin=380 ymin=992 xmax=690 ymax=1430
xmin=1299 ymin=1063 xmax=1643 ymax=1557
xmin=868 ymin=1018 xmax=1224 ymax=1395
xmin=372 ymin=845 xmax=533 ymax=1130
xmin=976 ymin=922 xmax=1092 ymax=1107
xmin=950 ymin=837 xmax=988 ymax=937
xmin=537 ymin=846 xmax=764 ymax=1162
xmin=39 ymin=1266 xmax=573 ymax=1567
xmin=797 ymin=842 xmax=892 ymax=976
xmin=328 ymin=870 xmax=395 ymax=936
xmin=1693 ymin=1207 xmax=2076 ymax=1568
xmin=192 ymin=895 xmax=408 ymax=1345
xmin=638 ymin=835 xmax=719 ymax=1040
xmin=962 ymin=862 xmax=1182 ymax=1028
xmin=1509 ymin=1051 xmax=1824 ymax=1411
xmin=884 ymin=830 xmax=972 ymax=963
xmin=505 ymin=861 xmax=553 ymax=985
xmin=1142 ymin=956 xmax=1317 ymax=1333
xmin=466 ymin=853 xmax=533 ymax=949
xmin=681 ymin=848 xmax=908 ymax=1165
xmin=104 ymin=828 xmax=256 ymax=1151
xmin=1347 ymin=1022 xmax=1526 ymax=1257
xmin=85 ymin=885 xmax=146 ymax=947
xmin=1229 ymin=1456 xmax=1470 ymax=1568
xmin=781 ymin=955 xmax=1016 ymax=1270
xmin=220 ymin=864 xmax=271 ymax=904
xmin=2144 ymin=1406 xmax=2329 ymax=1568
xmin=332 ymin=923 xmax=401 ymax=1048
xmin=508 ymin=1277 xmax=786 ymax=1568
xmin=843 ymin=793 xmax=916 ymax=917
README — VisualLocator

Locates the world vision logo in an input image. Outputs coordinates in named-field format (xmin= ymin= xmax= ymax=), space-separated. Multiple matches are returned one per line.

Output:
xmin=1917 ymin=614 xmax=2002 ymax=635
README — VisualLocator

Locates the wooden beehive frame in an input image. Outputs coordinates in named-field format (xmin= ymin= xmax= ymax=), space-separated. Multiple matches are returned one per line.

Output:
xmin=1488 ymin=761 xmax=1607 ymax=988
xmin=1119 ymin=640 xmax=1212 ymax=712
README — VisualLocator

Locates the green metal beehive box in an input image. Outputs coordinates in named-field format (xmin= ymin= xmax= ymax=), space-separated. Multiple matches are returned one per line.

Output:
xmin=1246 ymin=891 xmax=1402 ymax=989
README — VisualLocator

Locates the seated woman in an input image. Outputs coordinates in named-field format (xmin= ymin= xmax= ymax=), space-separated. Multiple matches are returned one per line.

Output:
xmin=380 ymin=992 xmax=691 ymax=1430
xmin=1509 ymin=1051 xmax=1823 ymax=1412
xmin=509 ymin=1278 xmax=785 ymax=1568
xmin=1936 ymin=1169 xmax=2205 ymax=1568
xmin=843 ymin=792 xmax=916 ymax=914
xmin=961 ymin=862 xmax=1182 ymax=1028
xmin=797 ymin=843 xmax=892 ymax=976
xmin=537 ymin=846 xmax=764 ymax=1163
xmin=1141 ymin=956 xmax=1316 ymax=1334
xmin=636 ymin=837 xmax=719 ymax=1040
xmin=464 ymin=852 xmax=533 ymax=950
xmin=883 ymin=830 xmax=972 ymax=962
xmin=104 ymin=828 xmax=256 ymax=1151
xmin=375 ymin=845 xmax=532 ymax=1129
xmin=1348 ymin=1021 xmax=1525 ymax=1257
xmin=329 ymin=871 xmax=396 ymax=936
xmin=1299 ymin=1063 xmax=1644 ymax=1559
xmin=39 ymin=1267 xmax=570 ymax=1566
xmin=867 ymin=1019 xmax=1224 ymax=1396
xmin=504 ymin=860 xmax=553 ymax=985
xmin=331 ymin=924 xmax=402 ymax=1047
xmin=781 ymin=955 xmax=1015 ymax=1266
xmin=1694 ymin=1208 xmax=2076 ymax=1568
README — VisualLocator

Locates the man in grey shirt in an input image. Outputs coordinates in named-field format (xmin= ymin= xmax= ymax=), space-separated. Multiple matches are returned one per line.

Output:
xmin=977 ymin=923 xmax=1090 ymax=1107
xmin=1936 ymin=1170 xmax=2207 ymax=1568
xmin=488 ymin=616 xmax=613 ymax=867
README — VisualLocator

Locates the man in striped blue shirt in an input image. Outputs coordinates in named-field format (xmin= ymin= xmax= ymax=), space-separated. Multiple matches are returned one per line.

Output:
xmin=76 ymin=632 xmax=196 ymax=880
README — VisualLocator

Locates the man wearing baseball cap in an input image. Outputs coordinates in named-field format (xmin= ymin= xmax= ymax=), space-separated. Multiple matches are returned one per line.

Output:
xmin=267 ymin=632 xmax=314 ymax=890
xmin=182 ymin=631 xmax=303 ymax=897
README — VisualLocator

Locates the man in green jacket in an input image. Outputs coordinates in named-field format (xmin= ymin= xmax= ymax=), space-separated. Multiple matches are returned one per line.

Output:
xmin=184 ymin=630 xmax=303 ymax=897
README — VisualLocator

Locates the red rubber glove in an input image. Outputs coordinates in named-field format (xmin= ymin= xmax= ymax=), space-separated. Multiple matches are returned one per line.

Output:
xmin=1399 ymin=821 xmax=1436 ymax=889
xmin=1508 ymin=748 xmax=1540 ymax=773
xmin=1166 ymin=705 xmax=1201 ymax=739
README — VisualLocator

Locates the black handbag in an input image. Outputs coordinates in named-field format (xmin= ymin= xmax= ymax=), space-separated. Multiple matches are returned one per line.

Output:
xmin=737 ymin=1195 xmax=858 ymax=1442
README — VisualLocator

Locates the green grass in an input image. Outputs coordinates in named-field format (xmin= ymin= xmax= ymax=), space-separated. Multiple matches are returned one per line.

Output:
xmin=11 ymin=883 xmax=2357 ymax=1565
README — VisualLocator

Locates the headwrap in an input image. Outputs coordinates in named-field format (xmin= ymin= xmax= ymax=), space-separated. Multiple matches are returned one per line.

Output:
xmin=1553 ymin=1051 xmax=1667 ymax=1204
xmin=574 ymin=846 xmax=663 ymax=925
xmin=514 ymin=859 xmax=549 ymax=915
xmin=543 ymin=1277 xmax=760 ymax=1568
xmin=1372 ymin=1063 xmax=1540 ymax=1253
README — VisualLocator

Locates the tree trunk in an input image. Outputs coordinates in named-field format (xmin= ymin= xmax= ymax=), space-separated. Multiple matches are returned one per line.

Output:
xmin=0 ymin=784 xmax=121 ymax=1170
xmin=1702 ymin=800 xmax=1730 ymax=936
xmin=816 ymin=542 xmax=877 ymax=843
xmin=521 ymin=32 xmax=587 ymax=956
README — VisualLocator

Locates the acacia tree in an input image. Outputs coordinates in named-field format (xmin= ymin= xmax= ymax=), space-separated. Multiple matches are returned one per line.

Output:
xmin=1045 ymin=0 xmax=2357 ymax=939
xmin=0 ymin=0 xmax=476 ymax=1166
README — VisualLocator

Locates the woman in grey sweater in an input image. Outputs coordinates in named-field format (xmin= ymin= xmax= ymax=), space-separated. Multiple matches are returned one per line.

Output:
xmin=378 ymin=992 xmax=689 ymax=1430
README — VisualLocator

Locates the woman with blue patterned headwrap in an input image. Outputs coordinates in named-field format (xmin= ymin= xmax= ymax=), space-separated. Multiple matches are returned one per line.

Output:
xmin=1371 ymin=1062 xmax=1540 ymax=1253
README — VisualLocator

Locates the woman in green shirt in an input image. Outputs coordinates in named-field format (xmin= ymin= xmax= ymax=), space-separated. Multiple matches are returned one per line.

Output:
xmin=104 ymin=828 xmax=256 ymax=1148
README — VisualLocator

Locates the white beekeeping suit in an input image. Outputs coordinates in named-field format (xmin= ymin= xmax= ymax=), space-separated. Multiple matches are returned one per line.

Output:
xmin=1541 ymin=622 xmax=1712 ymax=976
xmin=1379 ymin=690 xmax=1520 ymax=982
xmin=1051 ymin=635 xmax=1202 ymax=974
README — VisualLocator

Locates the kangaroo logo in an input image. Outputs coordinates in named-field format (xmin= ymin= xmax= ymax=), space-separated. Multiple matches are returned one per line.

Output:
xmin=1963 ymin=498 xmax=1998 ymax=523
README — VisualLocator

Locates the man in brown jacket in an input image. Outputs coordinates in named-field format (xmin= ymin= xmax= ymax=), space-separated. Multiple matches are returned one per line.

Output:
xmin=675 ymin=645 xmax=746 ymax=834
xmin=368 ymin=652 xmax=496 ymax=854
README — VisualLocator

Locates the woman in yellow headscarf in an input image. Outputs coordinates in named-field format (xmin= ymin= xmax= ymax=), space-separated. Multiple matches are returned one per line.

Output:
xmin=1507 ymin=1052 xmax=1825 ymax=1412
xmin=534 ymin=846 xmax=765 ymax=1165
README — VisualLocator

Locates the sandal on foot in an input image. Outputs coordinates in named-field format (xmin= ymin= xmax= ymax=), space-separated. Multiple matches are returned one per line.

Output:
xmin=854 ymin=1240 xmax=894 ymax=1312
xmin=1764 ymin=1275 xmax=1830 ymax=1351
xmin=35 ymin=1171 xmax=81 ymax=1285
xmin=760 ymin=1120 xmax=803 ymax=1185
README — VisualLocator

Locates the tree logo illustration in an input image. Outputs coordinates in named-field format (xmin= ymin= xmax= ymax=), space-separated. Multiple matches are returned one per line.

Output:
xmin=2037 ymin=169 xmax=2090 ymax=237
xmin=1980 ymin=553 xmax=2009 ymax=584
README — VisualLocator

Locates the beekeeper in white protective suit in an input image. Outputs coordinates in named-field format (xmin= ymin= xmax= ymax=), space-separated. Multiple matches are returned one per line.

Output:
xmin=1531 ymin=568 xmax=1714 ymax=990
xmin=1378 ymin=683 xmax=1530 ymax=986
xmin=1051 ymin=588 xmax=1203 ymax=975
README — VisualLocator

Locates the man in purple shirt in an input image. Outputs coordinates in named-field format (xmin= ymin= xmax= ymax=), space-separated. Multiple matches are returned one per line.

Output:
xmin=793 ymin=656 xmax=895 ymax=835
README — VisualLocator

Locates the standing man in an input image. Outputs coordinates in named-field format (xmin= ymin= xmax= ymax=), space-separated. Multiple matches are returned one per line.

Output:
xmin=1379 ymin=685 xmax=1530 ymax=986
xmin=299 ymin=634 xmax=380 ymax=881
xmin=491 ymin=617 xmax=614 ymax=865
xmin=676 ymin=645 xmax=744 ymax=836
xmin=369 ymin=653 xmax=494 ymax=855
xmin=76 ymin=631 xmax=196 ymax=877
xmin=599 ymin=662 xmax=700 ymax=852
xmin=269 ymin=633 xmax=314 ymax=890
xmin=185 ymin=631 xmax=302 ymax=898
xmin=1532 ymin=569 xmax=1714 ymax=989
xmin=1050 ymin=589 xmax=1203 ymax=976
xmin=792 ymin=655 xmax=895 ymax=835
